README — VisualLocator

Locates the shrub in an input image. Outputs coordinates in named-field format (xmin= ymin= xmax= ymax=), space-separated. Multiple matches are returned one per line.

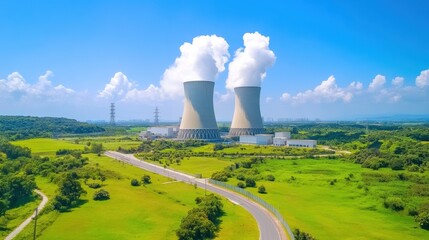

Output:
xmin=236 ymin=174 xmax=245 ymax=181
xmin=258 ymin=185 xmax=266 ymax=194
xmin=266 ymin=174 xmax=275 ymax=181
xmin=93 ymin=189 xmax=110 ymax=201
xmin=237 ymin=182 xmax=245 ymax=188
xmin=211 ymin=171 xmax=229 ymax=182
xmin=383 ymin=197 xmax=405 ymax=211
xmin=131 ymin=179 xmax=140 ymax=186
xmin=293 ymin=228 xmax=316 ymax=240
xmin=416 ymin=212 xmax=429 ymax=230
xmin=142 ymin=174 xmax=151 ymax=184
xmin=245 ymin=178 xmax=256 ymax=187
xmin=87 ymin=182 xmax=101 ymax=189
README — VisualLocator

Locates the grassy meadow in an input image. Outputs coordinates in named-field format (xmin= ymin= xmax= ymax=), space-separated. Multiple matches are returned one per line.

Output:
xmin=11 ymin=138 xmax=258 ymax=240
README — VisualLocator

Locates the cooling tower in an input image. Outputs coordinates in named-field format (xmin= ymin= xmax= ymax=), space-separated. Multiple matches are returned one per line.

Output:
xmin=229 ymin=86 xmax=264 ymax=136
xmin=177 ymin=81 xmax=220 ymax=140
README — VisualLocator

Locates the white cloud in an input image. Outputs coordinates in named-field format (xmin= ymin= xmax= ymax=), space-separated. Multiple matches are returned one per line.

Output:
xmin=265 ymin=97 xmax=273 ymax=103
xmin=280 ymin=75 xmax=354 ymax=103
xmin=226 ymin=32 xmax=276 ymax=89
xmin=392 ymin=76 xmax=404 ymax=87
xmin=0 ymin=71 xmax=75 ymax=100
xmin=416 ymin=69 xmax=429 ymax=88
xmin=97 ymin=72 xmax=136 ymax=101
xmin=368 ymin=74 xmax=386 ymax=91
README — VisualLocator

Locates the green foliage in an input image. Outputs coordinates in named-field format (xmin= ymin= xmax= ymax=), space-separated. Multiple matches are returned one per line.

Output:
xmin=130 ymin=179 xmax=140 ymax=186
xmin=211 ymin=171 xmax=229 ymax=182
xmin=90 ymin=143 xmax=103 ymax=154
xmin=93 ymin=189 xmax=110 ymax=201
xmin=245 ymin=178 xmax=256 ymax=187
xmin=294 ymin=228 xmax=316 ymax=240
xmin=52 ymin=172 xmax=86 ymax=211
xmin=416 ymin=212 xmax=429 ymax=230
xmin=213 ymin=143 xmax=224 ymax=151
xmin=383 ymin=197 xmax=405 ymax=211
xmin=0 ymin=141 xmax=31 ymax=159
xmin=266 ymin=174 xmax=275 ymax=181
xmin=176 ymin=194 xmax=223 ymax=240
xmin=0 ymin=116 xmax=105 ymax=140
xmin=87 ymin=182 xmax=102 ymax=189
xmin=258 ymin=185 xmax=266 ymax=194
xmin=141 ymin=174 xmax=151 ymax=184
xmin=237 ymin=182 xmax=245 ymax=188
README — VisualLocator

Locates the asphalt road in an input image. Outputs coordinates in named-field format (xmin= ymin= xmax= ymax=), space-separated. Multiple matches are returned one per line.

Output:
xmin=105 ymin=151 xmax=289 ymax=240
xmin=5 ymin=190 xmax=49 ymax=240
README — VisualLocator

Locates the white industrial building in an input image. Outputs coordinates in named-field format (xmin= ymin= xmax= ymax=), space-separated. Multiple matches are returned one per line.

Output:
xmin=240 ymin=134 xmax=274 ymax=145
xmin=239 ymin=131 xmax=317 ymax=148
xmin=139 ymin=126 xmax=179 ymax=140
xmin=273 ymin=132 xmax=291 ymax=146
xmin=286 ymin=139 xmax=317 ymax=148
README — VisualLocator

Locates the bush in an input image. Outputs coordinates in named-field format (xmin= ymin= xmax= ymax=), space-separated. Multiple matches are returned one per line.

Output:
xmin=383 ymin=197 xmax=405 ymax=211
xmin=266 ymin=174 xmax=275 ymax=181
xmin=211 ymin=171 xmax=229 ymax=182
xmin=93 ymin=189 xmax=110 ymax=201
xmin=87 ymin=182 xmax=101 ymax=189
xmin=236 ymin=174 xmax=245 ymax=181
xmin=294 ymin=228 xmax=316 ymax=240
xmin=142 ymin=174 xmax=151 ymax=184
xmin=416 ymin=212 xmax=429 ymax=230
xmin=131 ymin=179 xmax=140 ymax=186
xmin=258 ymin=185 xmax=266 ymax=194
xmin=237 ymin=182 xmax=245 ymax=188
xmin=245 ymin=178 xmax=256 ymax=188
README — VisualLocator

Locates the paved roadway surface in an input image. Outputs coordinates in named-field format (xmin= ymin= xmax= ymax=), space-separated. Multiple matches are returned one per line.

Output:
xmin=5 ymin=190 xmax=49 ymax=240
xmin=105 ymin=151 xmax=289 ymax=240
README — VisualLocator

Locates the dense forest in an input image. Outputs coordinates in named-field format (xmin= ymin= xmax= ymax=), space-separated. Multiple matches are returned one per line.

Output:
xmin=0 ymin=116 xmax=105 ymax=140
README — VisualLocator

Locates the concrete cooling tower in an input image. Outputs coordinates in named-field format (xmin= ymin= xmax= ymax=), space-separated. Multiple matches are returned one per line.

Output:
xmin=178 ymin=81 xmax=220 ymax=140
xmin=229 ymin=86 xmax=264 ymax=136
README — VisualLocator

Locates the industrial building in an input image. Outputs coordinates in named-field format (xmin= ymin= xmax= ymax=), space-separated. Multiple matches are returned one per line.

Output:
xmin=229 ymin=86 xmax=264 ymax=136
xmin=286 ymin=139 xmax=317 ymax=148
xmin=239 ymin=131 xmax=317 ymax=148
xmin=273 ymin=132 xmax=291 ymax=146
xmin=139 ymin=126 xmax=179 ymax=140
xmin=239 ymin=134 xmax=273 ymax=145
xmin=177 ymin=81 xmax=221 ymax=140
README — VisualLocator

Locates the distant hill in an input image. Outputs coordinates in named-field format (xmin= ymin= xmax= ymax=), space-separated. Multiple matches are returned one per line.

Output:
xmin=0 ymin=115 xmax=105 ymax=140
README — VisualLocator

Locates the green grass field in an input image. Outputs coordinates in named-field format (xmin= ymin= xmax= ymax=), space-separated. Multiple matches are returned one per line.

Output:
xmin=229 ymin=159 xmax=429 ymax=240
xmin=11 ymin=139 xmax=258 ymax=240
xmin=13 ymin=138 xmax=84 ymax=156
xmin=153 ymin=154 xmax=429 ymax=239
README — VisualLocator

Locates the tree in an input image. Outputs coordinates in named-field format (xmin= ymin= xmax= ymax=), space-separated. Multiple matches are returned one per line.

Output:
xmin=416 ymin=212 xmax=429 ymax=230
xmin=266 ymin=174 xmax=275 ymax=181
xmin=53 ymin=172 xmax=86 ymax=211
xmin=245 ymin=178 xmax=256 ymax=188
xmin=93 ymin=189 xmax=110 ymax=201
xmin=142 ymin=175 xmax=151 ymax=184
xmin=90 ymin=143 xmax=103 ymax=154
xmin=237 ymin=182 xmax=245 ymax=188
xmin=258 ymin=185 xmax=267 ymax=194
xmin=131 ymin=179 xmax=140 ymax=186
xmin=294 ymin=228 xmax=316 ymax=240
xmin=176 ymin=209 xmax=216 ymax=240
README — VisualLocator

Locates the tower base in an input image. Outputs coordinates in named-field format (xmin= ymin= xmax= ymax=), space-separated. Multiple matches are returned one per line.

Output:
xmin=229 ymin=128 xmax=264 ymax=136
xmin=178 ymin=128 xmax=220 ymax=140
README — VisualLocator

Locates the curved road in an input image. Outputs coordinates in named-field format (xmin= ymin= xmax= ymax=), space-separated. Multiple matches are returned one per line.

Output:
xmin=5 ymin=190 xmax=49 ymax=240
xmin=105 ymin=151 xmax=289 ymax=240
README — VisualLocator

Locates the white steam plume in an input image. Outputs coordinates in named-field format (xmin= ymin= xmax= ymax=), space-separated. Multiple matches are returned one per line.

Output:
xmin=226 ymin=32 xmax=276 ymax=89
xmin=159 ymin=35 xmax=230 ymax=99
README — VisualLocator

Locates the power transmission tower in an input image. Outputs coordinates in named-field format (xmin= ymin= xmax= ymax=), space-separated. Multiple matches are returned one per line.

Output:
xmin=110 ymin=103 xmax=116 ymax=125
xmin=154 ymin=107 xmax=160 ymax=126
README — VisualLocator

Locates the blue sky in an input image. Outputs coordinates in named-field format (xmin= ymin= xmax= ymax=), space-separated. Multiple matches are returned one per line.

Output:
xmin=1 ymin=0 xmax=428 ymax=121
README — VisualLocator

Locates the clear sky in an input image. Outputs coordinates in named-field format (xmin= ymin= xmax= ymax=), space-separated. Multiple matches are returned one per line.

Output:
xmin=1 ymin=0 xmax=428 ymax=122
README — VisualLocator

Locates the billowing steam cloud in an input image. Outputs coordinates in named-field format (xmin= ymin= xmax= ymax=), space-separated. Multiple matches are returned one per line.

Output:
xmin=226 ymin=32 xmax=276 ymax=89
xmin=159 ymin=35 xmax=230 ymax=99
xmin=98 ymin=35 xmax=230 ymax=102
